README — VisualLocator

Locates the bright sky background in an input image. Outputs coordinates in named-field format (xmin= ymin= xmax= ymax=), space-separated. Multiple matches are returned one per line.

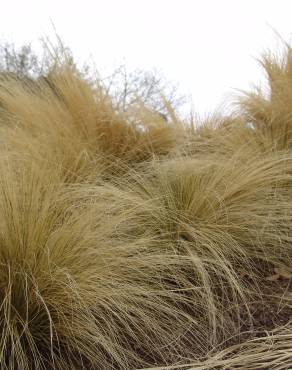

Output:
xmin=1 ymin=0 xmax=292 ymax=115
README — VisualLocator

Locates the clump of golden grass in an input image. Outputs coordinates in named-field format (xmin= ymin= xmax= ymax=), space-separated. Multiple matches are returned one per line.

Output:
xmin=1 ymin=41 xmax=292 ymax=369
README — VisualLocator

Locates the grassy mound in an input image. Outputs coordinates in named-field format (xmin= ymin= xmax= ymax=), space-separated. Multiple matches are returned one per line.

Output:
xmin=0 ymin=44 xmax=292 ymax=369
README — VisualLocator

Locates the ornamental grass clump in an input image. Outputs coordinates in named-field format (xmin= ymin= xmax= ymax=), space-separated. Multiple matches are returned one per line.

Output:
xmin=0 ymin=42 xmax=292 ymax=369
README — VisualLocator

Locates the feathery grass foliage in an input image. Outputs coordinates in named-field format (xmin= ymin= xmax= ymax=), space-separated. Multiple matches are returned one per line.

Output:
xmin=0 ymin=41 xmax=292 ymax=369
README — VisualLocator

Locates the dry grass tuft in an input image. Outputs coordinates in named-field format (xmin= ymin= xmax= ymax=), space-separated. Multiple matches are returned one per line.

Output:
xmin=0 ymin=42 xmax=292 ymax=369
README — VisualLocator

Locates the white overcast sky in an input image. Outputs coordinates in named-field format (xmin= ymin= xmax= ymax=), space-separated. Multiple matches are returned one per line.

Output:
xmin=1 ymin=0 xmax=292 ymax=115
